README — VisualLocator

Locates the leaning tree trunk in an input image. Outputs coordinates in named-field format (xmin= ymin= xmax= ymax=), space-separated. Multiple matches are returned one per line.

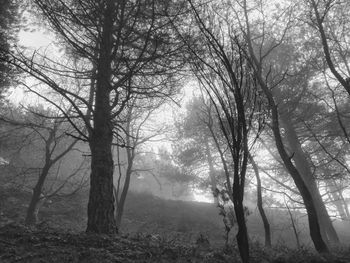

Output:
xmin=250 ymin=155 xmax=271 ymax=247
xmin=244 ymin=16 xmax=329 ymax=250
xmin=25 ymin=165 xmax=50 ymax=225
xmin=281 ymin=116 xmax=339 ymax=244
xmin=266 ymin=96 xmax=329 ymax=253
xmin=86 ymin=0 xmax=116 ymax=235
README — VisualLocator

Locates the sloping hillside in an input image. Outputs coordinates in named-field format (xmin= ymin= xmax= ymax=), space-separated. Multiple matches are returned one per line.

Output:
xmin=1 ymin=186 xmax=350 ymax=248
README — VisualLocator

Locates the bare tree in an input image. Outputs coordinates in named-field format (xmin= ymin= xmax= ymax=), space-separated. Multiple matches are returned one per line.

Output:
xmin=180 ymin=2 xmax=263 ymax=261
xmin=0 ymin=105 xmax=87 ymax=225
xmin=113 ymin=96 xmax=165 ymax=229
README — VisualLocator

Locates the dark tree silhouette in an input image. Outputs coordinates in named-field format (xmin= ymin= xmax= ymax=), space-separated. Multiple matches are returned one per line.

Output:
xmin=241 ymin=0 xmax=329 ymax=254
xmin=180 ymin=2 xmax=264 ymax=261
xmin=2 ymin=0 xmax=186 ymax=234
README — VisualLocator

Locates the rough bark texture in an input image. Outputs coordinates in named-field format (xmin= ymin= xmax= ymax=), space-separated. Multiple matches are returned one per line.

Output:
xmin=280 ymin=116 xmax=339 ymax=244
xmin=86 ymin=0 xmax=116 ymax=235
xmin=250 ymin=155 xmax=271 ymax=247
xmin=87 ymin=138 xmax=116 ymax=234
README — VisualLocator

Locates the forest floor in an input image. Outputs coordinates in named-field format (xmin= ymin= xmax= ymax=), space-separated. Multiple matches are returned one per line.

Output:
xmin=0 ymin=223 xmax=347 ymax=263
xmin=1 ymin=187 xmax=350 ymax=262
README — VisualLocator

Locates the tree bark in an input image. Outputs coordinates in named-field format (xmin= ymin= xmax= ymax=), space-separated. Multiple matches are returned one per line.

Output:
xmin=87 ymin=136 xmax=116 ymax=234
xmin=255 ymin=78 xmax=329 ymax=252
xmin=233 ymin=191 xmax=250 ymax=263
xmin=25 ymin=165 xmax=50 ymax=225
xmin=250 ymin=155 xmax=271 ymax=247
xmin=86 ymin=0 xmax=116 ymax=235
xmin=270 ymin=102 xmax=328 ymax=253
xmin=280 ymin=115 xmax=339 ymax=244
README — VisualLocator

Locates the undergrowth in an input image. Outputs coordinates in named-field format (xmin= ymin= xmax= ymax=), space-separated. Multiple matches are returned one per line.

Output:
xmin=0 ymin=223 xmax=349 ymax=263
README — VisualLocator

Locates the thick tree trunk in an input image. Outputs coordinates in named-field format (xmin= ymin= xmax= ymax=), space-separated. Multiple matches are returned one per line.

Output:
xmin=86 ymin=0 xmax=116 ymax=235
xmin=281 ymin=116 xmax=339 ymax=244
xmin=250 ymin=155 xmax=271 ymax=247
xmin=87 ymin=137 xmax=116 ymax=234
